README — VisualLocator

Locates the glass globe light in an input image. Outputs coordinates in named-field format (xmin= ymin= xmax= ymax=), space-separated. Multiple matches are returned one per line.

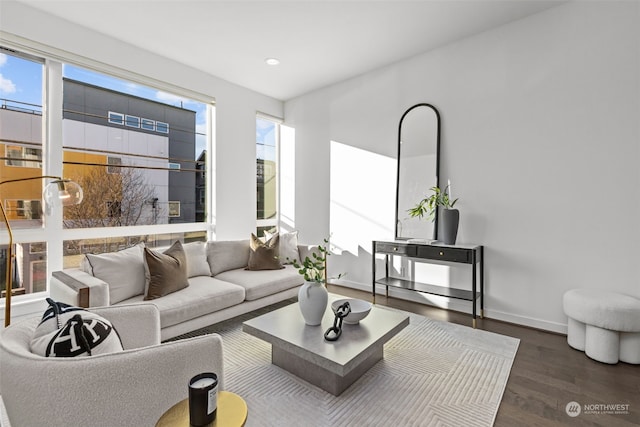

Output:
xmin=43 ymin=179 xmax=83 ymax=213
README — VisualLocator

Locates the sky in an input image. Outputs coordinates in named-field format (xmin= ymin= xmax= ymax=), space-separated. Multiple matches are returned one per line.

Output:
xmin=0 ymin=52 xmax=209 ymax=158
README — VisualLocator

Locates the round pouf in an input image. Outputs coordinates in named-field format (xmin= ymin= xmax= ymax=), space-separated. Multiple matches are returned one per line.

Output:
xmin=563 ymin=289 xmax=640 ymax=364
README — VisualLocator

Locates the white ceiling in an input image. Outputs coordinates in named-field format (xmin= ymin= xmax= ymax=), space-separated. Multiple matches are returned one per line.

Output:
xmin=17 ymin=0 xmax=564 ymax=101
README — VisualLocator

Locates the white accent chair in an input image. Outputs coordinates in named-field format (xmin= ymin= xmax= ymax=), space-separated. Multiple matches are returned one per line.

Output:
xmin=563 ymin=289 xmax=640 ymax=364
xmin=0 ymin=304 xmax=224 ymax=427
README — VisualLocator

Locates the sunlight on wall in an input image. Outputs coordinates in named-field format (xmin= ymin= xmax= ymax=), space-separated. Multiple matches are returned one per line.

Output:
xmin=329 ymin=140 xmax=395 ymax=255
xmin=280 ymin=125 xmax=296 ymax=232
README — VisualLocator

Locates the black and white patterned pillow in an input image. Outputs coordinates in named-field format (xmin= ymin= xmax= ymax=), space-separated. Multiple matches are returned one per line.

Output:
xmin=30 ymin=298 xmax=124 ymax=357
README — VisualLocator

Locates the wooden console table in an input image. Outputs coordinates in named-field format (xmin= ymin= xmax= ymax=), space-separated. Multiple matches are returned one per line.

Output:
xmin=372 ymin=240 xmax=484 ymax=328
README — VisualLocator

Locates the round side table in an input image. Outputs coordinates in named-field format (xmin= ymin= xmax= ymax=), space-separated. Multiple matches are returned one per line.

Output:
xmin=156 ymin=390 xmax=247 ymax=427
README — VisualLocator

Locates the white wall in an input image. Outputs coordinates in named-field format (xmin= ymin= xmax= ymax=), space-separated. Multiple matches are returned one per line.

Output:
xmin=0 ymin=1 xmax=283 ymax=241
xmin=285 ymin=1 xmax=640 ymax=332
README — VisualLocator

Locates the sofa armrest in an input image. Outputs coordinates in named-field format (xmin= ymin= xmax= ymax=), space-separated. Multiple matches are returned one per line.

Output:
xmin=90 ymin=304 xmax=161 ymax=349
xmin=50 ymin=269 xmax=109 ymax=308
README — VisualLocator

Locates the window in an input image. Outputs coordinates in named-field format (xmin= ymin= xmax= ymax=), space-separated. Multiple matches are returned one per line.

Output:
xmin=141 ymin=118 xmax=155 ymax=131
xmin=107 ymin=156 xmax=122 ymax=174
xmin=62 ymin=63 xmax=208 ymax=227
xmin=156 ymin=122 xmax=169 ymax=133
xmin=0 ymin=45 xmax=211 ymax=302
xmin=168 ymin=201 xmax=180 ymax=217
xmin=125 ymin=115 xmax=140 ymax=128
xmin=108 ymin=111 xmax=124 ymax=125
xmin=256 ymin=116 xmax=279 ymax=237
xmin=0 ymin=50 xmax=46 ymax=299
xmin=4 ymin=145 xmax=42 ymax=168
xmin=5 ymin=200 xmax=41 ymax=219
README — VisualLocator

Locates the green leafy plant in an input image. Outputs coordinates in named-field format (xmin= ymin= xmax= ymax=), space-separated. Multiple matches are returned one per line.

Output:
xmin=291 ymin=238 xmax=344 ymax=283
xmin=407 ymin=185 xmax=458 ymax=222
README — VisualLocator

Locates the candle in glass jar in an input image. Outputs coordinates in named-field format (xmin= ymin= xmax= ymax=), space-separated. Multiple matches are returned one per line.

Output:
xmin=190 ymin=377 xmax=215 ymax=389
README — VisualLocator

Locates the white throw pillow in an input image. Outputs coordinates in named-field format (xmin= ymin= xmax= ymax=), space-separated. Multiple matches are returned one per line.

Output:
xmin=81 ymin=243 xmax=146 ymax=304
xmin=265 ymin=230 xmax=300 ymax=264
xmin=183 ymin=241 xmax=211 ymax=277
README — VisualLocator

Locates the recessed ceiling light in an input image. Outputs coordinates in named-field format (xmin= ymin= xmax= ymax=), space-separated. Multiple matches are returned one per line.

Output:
xmin=265 ymin=58 xmax=280 ymax=66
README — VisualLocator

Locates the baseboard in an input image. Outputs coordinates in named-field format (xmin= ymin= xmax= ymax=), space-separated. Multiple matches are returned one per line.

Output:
xmin=333 ymin=279 xmax=568 ymax=335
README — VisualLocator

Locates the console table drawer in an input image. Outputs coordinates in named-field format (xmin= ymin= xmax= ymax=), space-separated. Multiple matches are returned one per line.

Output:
xmin=376 ymin=243 xmax=416 ymax=256
xmin=416 ymin=246 xmax=471 ymax=263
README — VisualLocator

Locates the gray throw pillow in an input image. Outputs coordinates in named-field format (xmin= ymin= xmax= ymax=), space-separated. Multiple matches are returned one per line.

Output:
xmin=82 ymin=243 xmax=146 ymax=304
xmin=246 ymin=233 xmax=284 ymax=271
xmin=144 ymin=241 xmax=189 ymax=300
xmin=207 ymin=240 xmax=251 ymax=276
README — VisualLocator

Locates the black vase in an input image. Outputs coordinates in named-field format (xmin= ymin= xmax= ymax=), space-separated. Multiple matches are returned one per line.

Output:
xmin=441 ymin=208 xmax=459 ymax=245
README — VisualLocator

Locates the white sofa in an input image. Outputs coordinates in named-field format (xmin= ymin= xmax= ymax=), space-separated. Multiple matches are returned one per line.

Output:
xmin=51 ymin=239 xmax=308 ymax=341
xmin=0 ymin=304 xmax=224 ymax=427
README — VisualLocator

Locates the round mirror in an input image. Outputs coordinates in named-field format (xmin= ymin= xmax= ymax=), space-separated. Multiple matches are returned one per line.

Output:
xmin=395 ymin=103 xmax=440 ymax=241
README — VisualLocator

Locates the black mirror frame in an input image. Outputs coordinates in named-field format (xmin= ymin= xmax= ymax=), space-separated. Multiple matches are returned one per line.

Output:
xmin=394 ymin=103 xmax=441 ymax=241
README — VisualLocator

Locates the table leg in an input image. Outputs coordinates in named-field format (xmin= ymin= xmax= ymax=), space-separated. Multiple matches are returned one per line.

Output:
xmin=472 ymin=249 xmax=477 ymax=329
xmin=480 ymin=246 xmax=484 ymax=319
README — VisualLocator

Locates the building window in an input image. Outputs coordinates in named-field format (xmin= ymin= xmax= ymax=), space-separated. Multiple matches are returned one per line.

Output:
xmin=125 ymin=115 xmax=140 ymax=128
xmin=169 ymin=202 xmax=180 ymax=218
xmin=168 ymin=162 xmax=181 ymax=171
xmin=168 ymin=201 xmax=180 ymax=217
xmin=141 ymin=118 xmax=155 ymax=131
xmin=3 ymin=200 xmax=41 ymax=220
xmin=156 ymin=122 xmax=169 ymax=133
xmin=256 ymin=116 xmax=279 ymax=237
xmin=5 ymin=145 xmax=42 ymax=168
xmin=108 ymin=111 xmax=124 ymax=125
xmin=107 ymin=156 xmax=122 ymax=174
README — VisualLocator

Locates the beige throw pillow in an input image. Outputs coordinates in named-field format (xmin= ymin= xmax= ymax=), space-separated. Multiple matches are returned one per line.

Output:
xmin=246 ymin=233 xmax=284 ymax=271
xmin=144 ymin=241 xmax=189 ymax=300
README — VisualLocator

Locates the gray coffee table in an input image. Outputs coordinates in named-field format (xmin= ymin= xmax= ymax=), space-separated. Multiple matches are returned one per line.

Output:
xmin=242 ymin=295 xmax=409 ymax=396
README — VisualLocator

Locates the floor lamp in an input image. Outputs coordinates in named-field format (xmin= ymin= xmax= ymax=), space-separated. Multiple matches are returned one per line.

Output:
xmin=1 ymin=176 xmax=83 ymax=327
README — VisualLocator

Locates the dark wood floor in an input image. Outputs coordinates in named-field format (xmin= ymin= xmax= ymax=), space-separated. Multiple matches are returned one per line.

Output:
xmin=328 ymin=285 xmax=640 ymax=427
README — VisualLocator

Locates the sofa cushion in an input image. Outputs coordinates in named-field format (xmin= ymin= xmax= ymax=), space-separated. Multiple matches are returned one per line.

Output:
xmin=81 ymin=243 xmax=145 ymax=304
xmin=207 ymin=240 xmax=250 ymax=276
xmin=215 ymin=265 xmax=302 ymax=301
xmin=265 ymin=230 xmax=300 ymax=264
xmin=118 ymin=276 xmax=246 ymax=328
xmin=144 ymin=241 xmax=189 ymax=301
xmin=183 ymin=241 xmax=212 ymax=277
xmin=246 ymin=233 xmax=283 ymax=271
xmin=31 ymin=298 xmax=123 ymax=357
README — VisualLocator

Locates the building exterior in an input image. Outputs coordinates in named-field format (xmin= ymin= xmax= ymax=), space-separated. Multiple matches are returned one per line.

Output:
xmin=63 ymin=78 xmax=197 ymax=224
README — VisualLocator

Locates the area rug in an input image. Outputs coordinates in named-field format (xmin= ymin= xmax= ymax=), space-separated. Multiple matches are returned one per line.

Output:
xmin=175 ymin=302 xmax=519 ymax=427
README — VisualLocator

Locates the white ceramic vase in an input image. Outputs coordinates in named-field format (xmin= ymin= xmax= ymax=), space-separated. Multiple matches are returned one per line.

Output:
xmin=298 ymin=280 xmax=328 ymax=325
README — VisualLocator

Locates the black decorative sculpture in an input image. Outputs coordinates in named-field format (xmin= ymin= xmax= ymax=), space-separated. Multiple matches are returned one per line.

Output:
xmin=324 ymin=302 xmax=351 ymax=341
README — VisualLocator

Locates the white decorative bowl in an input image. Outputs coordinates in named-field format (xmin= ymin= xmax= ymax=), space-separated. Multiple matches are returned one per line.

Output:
xmin=331 ymin=298 xmax=372 ymax=324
